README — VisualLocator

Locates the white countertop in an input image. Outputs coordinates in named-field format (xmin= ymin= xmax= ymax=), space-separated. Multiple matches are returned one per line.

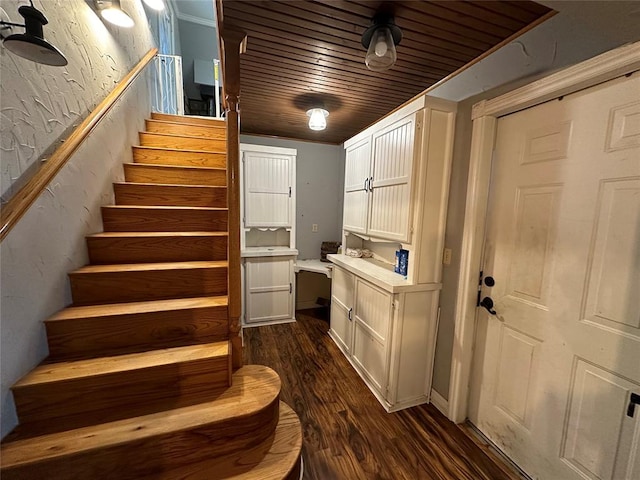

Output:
xmin=241 ymin=247 xmax=299 ymax=258
xmin=327 ymin=254 xmax=440 ymax=293
xmin=294 ymin=259 xmax=333 ymax=278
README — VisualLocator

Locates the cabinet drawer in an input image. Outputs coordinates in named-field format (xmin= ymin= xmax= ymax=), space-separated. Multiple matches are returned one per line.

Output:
xmin=247 ymin=289 xmax=292 ymax=323
xmin=353 ymin=321 xmax=387 ymax=392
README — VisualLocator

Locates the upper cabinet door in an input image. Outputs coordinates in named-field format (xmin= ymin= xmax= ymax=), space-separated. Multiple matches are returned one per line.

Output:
xmin=367 ymin=114 xmax=416 ymax=242
xmin=343 ymin=137 xmax=371 ymax=234
xmin=244 ymin=151 xmax=293 ymax=227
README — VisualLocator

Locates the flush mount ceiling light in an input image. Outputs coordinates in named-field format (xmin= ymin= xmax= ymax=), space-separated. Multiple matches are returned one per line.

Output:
xmin=361 ymin=13 xmax=402 ymax=72
xmin=142 ymin=0 xmax=165 ymax=11
xmin=95 ymin=0 xmax=135 ymax=28
xmin=306 ymin=108 xmax=329 ymax=131
xmin=0 ymin=2 xmax=67 ymax=66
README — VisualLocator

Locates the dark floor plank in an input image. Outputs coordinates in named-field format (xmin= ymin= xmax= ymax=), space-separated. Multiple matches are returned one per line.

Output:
xmin=243 ymin=309 xmax=523 ymax=480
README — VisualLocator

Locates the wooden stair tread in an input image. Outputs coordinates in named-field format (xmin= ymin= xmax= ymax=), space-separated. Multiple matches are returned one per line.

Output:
xmin=147 ymin=402 xmax=303 ymax=480
xmin=114 ymin=181 xmax=226 ymax=189
xmin=87 ymin=231 xmax=228 ymax=239
xmin=45 ymin=296 xmax=228 ymax=322
xmin=2 ymin=365 xmax=280 ymax=467
xmin=13 ymin=342 xmax=229 ymax=387
xmin=150 ymin=113 xmax=226 ymax=128
xmin=103 ymin=204 xmax=227 ymax=211
xmin=134 ymin=145 xmax=226 ymax=156
xmin=70 ymin=260 xmax=227 ymax=275
xmin=123 ymin=162 xmax=225 ymax=172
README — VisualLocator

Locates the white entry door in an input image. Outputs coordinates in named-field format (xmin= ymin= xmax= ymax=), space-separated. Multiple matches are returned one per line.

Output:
xmin=469 ymin=74 xmax=640 ymax=480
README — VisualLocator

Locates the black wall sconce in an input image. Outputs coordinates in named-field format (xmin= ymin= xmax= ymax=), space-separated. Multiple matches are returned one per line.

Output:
xmin=0 ymin=1 xmax=67 ymax=66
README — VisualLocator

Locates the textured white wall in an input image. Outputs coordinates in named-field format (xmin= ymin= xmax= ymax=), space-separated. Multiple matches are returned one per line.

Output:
xmin=0 ymin=0 xmax=155 ymax=438
xmin=0 ymin=0 xmax=156 ymax=199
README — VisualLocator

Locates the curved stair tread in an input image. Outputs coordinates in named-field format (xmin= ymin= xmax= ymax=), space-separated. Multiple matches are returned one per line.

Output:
xmin=134 ymin=145 xmax=227 ymax=156
xmin=13 ymin=342 xmax=229 ymax=387
xmin=1 ymin=365 xmax=281 ymax=469
xmin=103 ymin=204 xmax=227 ymax=211
xmin=147 ymin=401 xmax=303 ymax=480
xmin=114 ymin=181 xmax=227 ymax=189
xmin=45 ymin=296 xmax=228 ymax=322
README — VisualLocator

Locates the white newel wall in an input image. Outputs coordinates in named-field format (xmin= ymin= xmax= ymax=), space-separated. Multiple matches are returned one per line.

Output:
xmin=0 ymin=0 xmax=156 ymax=438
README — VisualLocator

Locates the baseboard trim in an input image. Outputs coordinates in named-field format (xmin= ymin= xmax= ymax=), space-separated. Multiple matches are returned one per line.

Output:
xmin=430 ymin=388 xmax=449 ymax=417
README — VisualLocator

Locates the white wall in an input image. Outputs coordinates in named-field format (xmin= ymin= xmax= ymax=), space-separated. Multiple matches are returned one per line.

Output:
xmin=240 ymin=135 xmax=345 ymax=260
xmin=0 ymin=0 xmax=155 ymax=438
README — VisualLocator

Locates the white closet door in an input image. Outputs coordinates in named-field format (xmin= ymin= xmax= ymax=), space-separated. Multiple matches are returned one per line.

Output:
xmin=368 ymin=115 xmax=416 ymax=242
xmin=343 ymin=138 xmax=371 ymax=234
xmin=245 ymin=257 xmax=293 ymax=324
xmin=244 ymin=152 xmax=292 ymax=227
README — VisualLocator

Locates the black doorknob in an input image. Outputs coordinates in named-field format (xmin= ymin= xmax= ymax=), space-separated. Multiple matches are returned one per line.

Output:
xmin=484 ymin=276 xmax=495 ymax=287
xmin=480 ymin=296 xmax=497 ymax=315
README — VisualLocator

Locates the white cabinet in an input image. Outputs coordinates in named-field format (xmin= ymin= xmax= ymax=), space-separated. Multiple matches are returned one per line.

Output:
xmin=242 ymin=147 xmax=295 ymax=229
xmin=244 ymin=256 xmax=295 ymax=325
xmin=342 ymin=113 xmax=417 ymax=243
xmin=330 ymin=94 xmax=456 ymax=412
xmin=328 ymin=263 xmax=440 ymax=412
xmin=240 ymin=144 xmax=297 ymax=327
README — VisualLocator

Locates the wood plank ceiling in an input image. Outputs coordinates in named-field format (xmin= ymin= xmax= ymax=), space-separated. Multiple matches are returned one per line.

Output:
xmin=220 ymin=1 xmax=554 ymax=144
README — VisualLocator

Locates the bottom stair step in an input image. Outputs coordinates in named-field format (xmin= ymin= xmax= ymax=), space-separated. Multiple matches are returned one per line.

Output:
xmin=11 ymin=342 xmax=231 ymax=429
xmin=144 ymin=401 xmax=303 ymax=480
xmin=1 ymin=365 xmax=282 ymax=480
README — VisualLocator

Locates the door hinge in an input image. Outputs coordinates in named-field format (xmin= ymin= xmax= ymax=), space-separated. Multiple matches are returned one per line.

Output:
xmin=289 ymin=282 xmax=292 ymax=294
xmin=289 ymin=186 xmax=292 ymax=197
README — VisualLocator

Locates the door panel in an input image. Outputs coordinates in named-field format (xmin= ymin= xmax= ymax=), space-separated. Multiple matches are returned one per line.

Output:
xmin=244 ymin=152 xmax=292 ymax=227
xmin=330 ymin=267 xmax=355 ymax=354
xmin=343 ymin=138 xmax=371 ymax=234
xmin=368 ymin=115 xmax=415 ymax=241
xmin=470 ymin=74 xmax=640 ymax=480
xmin=245 ymin=258 xmax=293 ymax=323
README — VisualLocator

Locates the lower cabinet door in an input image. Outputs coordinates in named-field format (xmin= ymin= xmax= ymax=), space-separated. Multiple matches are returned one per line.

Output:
xmin=245 ymin=257 xmax=293 ymax=324
xmin=352 ymin=279 xmax=393 ymax=393
xmin=329 ymin=266 xmax=355 ymax=353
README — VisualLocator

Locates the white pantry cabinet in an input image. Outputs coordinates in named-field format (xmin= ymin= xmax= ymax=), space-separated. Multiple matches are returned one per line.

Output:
xmin=330 ymin=94 xmax=456 ymax=412
xmin=240 ymin=144 xmax=298 ymax=327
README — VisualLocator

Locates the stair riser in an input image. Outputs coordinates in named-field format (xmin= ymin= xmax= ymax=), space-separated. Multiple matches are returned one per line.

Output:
xmin=114 ymin=183 xmax=227 ymax=208
xmin=145 ymin=120 xmax=225 ymax=139
xmin=133 ymin=146 xmax=226 ymax=168
xmin=87 ymin=235 xmax=228 ymax=264
xmin=102 ymin=207 xmax=227 ymax=232
xmin=12 ymin=356 xmax=231 ymax=427
xmin=151 ymin=112 xmax=226 ymax=128
xmin=124 ymin=164 xmax=226 ymax=186
xmin=138 ymin=133 xmax=226 ymax=154
xmin=1 ymin=400 xmax=279 ymax=480
xmin=46 ymin=305 xmax=228 ymax=361
xmin=69 ymin=267 xmax=228 ymax=305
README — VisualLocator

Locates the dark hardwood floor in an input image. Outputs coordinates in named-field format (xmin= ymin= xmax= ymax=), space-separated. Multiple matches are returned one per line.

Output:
xmin=243 ymin=309 xmax=524 ymax=480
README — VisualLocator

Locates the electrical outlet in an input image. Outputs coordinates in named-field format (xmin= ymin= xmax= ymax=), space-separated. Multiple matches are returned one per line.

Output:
xmin=443 ymin=248 xmax=452 ymax=265
xmin=312 ymin=224 xmax=318 ymax=232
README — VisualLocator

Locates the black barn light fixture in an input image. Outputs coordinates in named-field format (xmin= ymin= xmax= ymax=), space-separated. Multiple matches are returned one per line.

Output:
xmin=361 ymin=13 xmax=402 ymax=72
xmin=0 ymin=1 xmax=67 ymax=66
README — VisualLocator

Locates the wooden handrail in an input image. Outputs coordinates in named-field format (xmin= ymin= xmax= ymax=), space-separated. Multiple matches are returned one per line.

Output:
xmin=0 ymin=48 xmax=158 ymax=242
xmin=219 ymin=18 xmax=247 ymax=370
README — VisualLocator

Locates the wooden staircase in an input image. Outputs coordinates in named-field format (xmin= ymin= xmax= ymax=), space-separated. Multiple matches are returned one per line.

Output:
xmin=0 ymin=113 xmax=302 ymax=479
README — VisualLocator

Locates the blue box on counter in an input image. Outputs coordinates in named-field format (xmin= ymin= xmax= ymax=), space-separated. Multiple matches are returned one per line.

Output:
xmin=395 ymin=249 xmax=409 ymax=277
